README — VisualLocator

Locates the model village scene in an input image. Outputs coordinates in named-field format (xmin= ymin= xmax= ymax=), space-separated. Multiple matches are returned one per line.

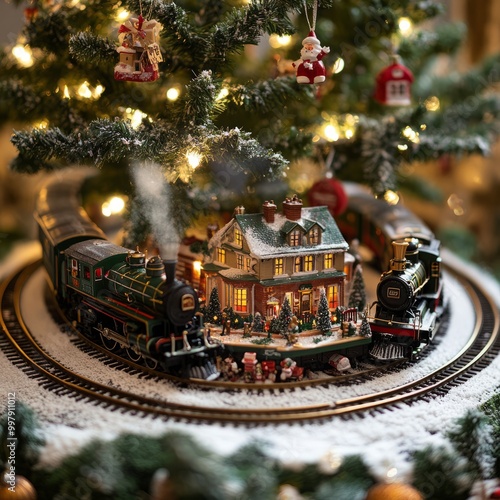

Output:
xmin=195 ymin=194 xmax=376 ymax=383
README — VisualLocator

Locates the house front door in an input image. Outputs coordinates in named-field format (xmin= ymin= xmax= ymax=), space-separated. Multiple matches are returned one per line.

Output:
xmin=300 ymin=291 xmax=311 ymax=315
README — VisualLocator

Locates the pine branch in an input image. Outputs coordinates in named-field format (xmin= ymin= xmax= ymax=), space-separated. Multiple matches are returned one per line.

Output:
xmin=24 ymin=9 xmax=70 ymax=54
xmin=69 ymin=31 xmax=117 ymax=64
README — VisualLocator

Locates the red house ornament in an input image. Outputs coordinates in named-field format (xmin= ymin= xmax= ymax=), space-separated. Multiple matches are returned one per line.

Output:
xmin=374 ymin=56 xmax=414 ymax=106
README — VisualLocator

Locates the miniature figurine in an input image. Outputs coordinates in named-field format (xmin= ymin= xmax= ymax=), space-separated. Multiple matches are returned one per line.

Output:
xmin=292 ymin=31 xmax=330 ymax=84
xmin=280 ymin=358 xmax=297 ymax=381
xmin=242 ymin=352 xmax=258 ymax=382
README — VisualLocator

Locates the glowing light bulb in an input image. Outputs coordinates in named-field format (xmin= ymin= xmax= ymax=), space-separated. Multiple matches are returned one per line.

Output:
xmin=216 ymin=87 xmax=229 ymax=100
xmin=77 ymin=81 xmax=92 ymax=99
xmin=116 ymin=8 xmax=130 ymax=22
xmin=398 ymin=17 xmax=413 ymax=35
xmin=130 ymin=109 xmax=147 ymax=129
xmin=269 ymin=34 xmax=292 ymax=48
xmin=332 ymin=57 xmax=345 ymax=74
xmin=166 ymin=87 xmax=180 ymax=101
xmin=424 ymin=96 xmax=440 ymax=111
xmin=324 ymin=124 xmax=340 ymax=142
xmin=186 ymin=150 xmax=203 ymax=169
xmin=94 ymin=85 xmax=104 ymax=98
xmin=397 ymin=144 xmax=408 ymax=151
xmin=63 ymin=85 xmax=70 ymax=99
xmin=384 ymin=191 xmax=400 ymax=205
xmin=12 ymin=44 xmax=33 ymax=68
xmin=193 ymin=261 xmax=202 ymax=276
xmin=402 ymin=126 xmax=420 ymax=143
xmin=101 ymin=195 xmax=126 ymax=217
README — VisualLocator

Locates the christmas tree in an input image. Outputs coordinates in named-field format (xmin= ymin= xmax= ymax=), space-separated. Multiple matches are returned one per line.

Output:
xmin=205 ymin=287 xmax=222 ymax=325
xmin=276 ymin=296 xmax=293 ymax=334
xmin=348 ymin=265 xmax=367 ymax=311
xmin=0 ymin=0 xmax=498 ymax=246
xmin=316 ymin=287 xmax=332 ymax=333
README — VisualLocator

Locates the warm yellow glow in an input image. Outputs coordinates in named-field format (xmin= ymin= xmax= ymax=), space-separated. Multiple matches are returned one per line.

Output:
xmin=186 ymin=150 xmax=203 ymax=169
xmin=324 ymin=124 xmax=340 ymax=142
xmin=116 ymin=8 xmax=130 ymax=22
xmin=127 ymin=109 xmax=147 ymax=129
xmin=345 ymin=128 xmax=354 ymax=139
xmin=420 ymin=124 xmax=427 ymax=130
xmin=425 ymin=96 xmax=440 ymax=111
xmin=94 ymin=84 xmax=104 ymax=98
xmin=398 ymin=17 xmax=413 ymax=35
xmin=398 ymin=144 xmax=408 ymax=151
xmin=332 ymin=57 xmax=345 ymax=74
xmin=78 ymin=81 xmax=92 ymax=99
xmin=12 ymin=44 xmax=34 ymax=68
xmin=166 ymin=87 xmax=180 ymax=101
xmin=447 ymin=193 xmax=465 ymax=216
xmin=193 ymin=261 xmax=202 ymax=276
xmin=312 ymin=135 xmax=321 ymax=143
xmin=216 ymin=87 xmax=229 ymax=100
xmin=101 ymin=196 xmax=126 ymax=217
xmin=34 ymin=119 xmax=49 ymax=129
xmin=403 ymin=126 xmax=420 ymax=143
xmin=384 ymin=190 xmax=400 ymax=205
xmin=63 ymin=85 xmax=70 ymax=99
xmin=269 ymin=34 xmax=292 ymax=49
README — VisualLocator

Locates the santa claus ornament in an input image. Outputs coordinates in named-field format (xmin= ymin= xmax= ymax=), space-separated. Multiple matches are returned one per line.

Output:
xmin=374 ymin=54 xmax=414 ymax=106
xmin=293 ymin=0 xmax=330 ymax=84
xmin=114 ymin=4 xmax=163 ymax=83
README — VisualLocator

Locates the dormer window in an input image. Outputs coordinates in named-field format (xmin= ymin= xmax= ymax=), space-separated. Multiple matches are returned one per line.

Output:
xmin=289 ymin=229 xmax=301 ymax=247
xmin=234 ymin=227 xmax=243 ymax=247
xmin=309 ymin=226 xmax=321 ymax=245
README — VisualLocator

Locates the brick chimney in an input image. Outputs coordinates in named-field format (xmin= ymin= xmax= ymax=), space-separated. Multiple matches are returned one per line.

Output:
xmin=282 ymin=194 xmax=302 ymax=221
xmin=262 ymin=200 xmax=277 ymax=223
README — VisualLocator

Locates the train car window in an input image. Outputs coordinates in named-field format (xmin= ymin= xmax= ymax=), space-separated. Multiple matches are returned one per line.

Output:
xmin=84 ymin=266 xmax=91 ymax=280
xmin=71 ymin=259 xmax=79 ymax=278
xmin=95 ymin=268 xmax=103 ymax=281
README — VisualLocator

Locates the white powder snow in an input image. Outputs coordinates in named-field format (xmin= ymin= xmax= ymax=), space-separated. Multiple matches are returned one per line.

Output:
xmin=2 ymin=243 xmax=500 ymax=483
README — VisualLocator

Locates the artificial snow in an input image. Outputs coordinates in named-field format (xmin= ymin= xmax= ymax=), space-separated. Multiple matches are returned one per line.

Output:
xmin=1 ymin=243 xmax=500 ymax=484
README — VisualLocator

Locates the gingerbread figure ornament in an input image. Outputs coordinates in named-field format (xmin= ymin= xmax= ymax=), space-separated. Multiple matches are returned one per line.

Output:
xmin=293 ymin=30 xmax=330 ymax=84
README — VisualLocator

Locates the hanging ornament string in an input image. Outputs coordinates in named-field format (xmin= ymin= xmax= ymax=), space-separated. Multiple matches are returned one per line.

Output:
xmin=293 ymin=0 xmax=330 ymax=85
xmin=304 ymin=0 xmax=318 ymax=32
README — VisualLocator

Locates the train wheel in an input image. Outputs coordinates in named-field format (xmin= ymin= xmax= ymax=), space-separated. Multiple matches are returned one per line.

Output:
xmin=144 ymin=357 xmax=158 ymax=370
xmin=100 ymin=333 xmax=118 ymax=351
xmin=126 ymin=348 xmax=142 ymax=363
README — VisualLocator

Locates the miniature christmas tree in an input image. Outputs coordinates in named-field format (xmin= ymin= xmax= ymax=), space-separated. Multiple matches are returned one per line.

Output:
xmin=276 ymin=296 xmax=293 ymax=334
xmin=359 ymin=315 xmax=372 ymax=338
xmin=316 ymin=288 xmax=332 ymax=334
xmin=0 ymin=0 xmax=498 ymax=243
xmin=348 ymin=266 xmax=367 ymax=312
xmin=205 ymin=287 xmax=222 ymax=326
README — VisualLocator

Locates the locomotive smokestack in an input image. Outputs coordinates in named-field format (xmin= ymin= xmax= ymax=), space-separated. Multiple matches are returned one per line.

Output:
xmin=163 ymin=259 xmax=177 ymax=285
xmin=158 ymin=241 xmax=180 ymax=285
xmin=390 ymin=241 xmax=408 ymax=272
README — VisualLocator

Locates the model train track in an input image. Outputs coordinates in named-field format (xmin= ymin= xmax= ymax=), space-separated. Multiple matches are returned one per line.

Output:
xmin=2 ymin=258 xmax=499 ymax=424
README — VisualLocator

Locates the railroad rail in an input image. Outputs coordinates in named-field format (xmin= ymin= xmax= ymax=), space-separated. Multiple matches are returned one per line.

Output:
xmin=1 ymin=258 xmax=498 ymax=424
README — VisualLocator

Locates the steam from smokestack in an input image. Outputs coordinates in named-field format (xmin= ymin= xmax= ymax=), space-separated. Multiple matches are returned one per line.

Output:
xmin=131 ymin=162 xmax=180 ymax=261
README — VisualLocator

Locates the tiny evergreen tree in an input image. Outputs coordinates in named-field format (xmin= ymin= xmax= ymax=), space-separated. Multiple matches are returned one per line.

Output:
xmin=276 ymin=297 xmax=293 ymax=334
xmin=206 ymin=287 xmax=222 ymax=325
xmin=359 ymin=316 xmax=372 ymax=337
xmin=316 ymin=288 xmax=332 ymax=333
xmin=252 ymin=312 xmax=264 ymax=332
xmin=348 ymin=266 xmax=367 ymax=311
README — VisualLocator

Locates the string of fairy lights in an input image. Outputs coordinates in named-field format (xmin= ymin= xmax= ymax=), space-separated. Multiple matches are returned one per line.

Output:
xmin=8 ymin=7 xmax=450 ymax=219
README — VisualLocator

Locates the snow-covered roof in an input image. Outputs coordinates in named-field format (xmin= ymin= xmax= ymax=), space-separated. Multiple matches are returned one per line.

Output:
xmin=234 ymin=206 xmax=348 ymax=259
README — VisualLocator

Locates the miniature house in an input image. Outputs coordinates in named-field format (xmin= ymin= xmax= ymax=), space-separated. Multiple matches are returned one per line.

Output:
xmin=203 ymin=195 xmax=349 ymax=320
xmin=374 ymin=61 xmax=414 ymax=106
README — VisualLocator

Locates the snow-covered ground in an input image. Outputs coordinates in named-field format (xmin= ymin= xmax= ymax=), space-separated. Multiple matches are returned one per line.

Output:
xmin=2 ymin=242 xmax=500 ymax=483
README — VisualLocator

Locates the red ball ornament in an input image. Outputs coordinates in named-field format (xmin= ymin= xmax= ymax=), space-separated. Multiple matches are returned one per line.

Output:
xmin=490 ymin=486 xmax=500 ymax=499
xmin=374 ymin=56 xmax=414 ymax=106
xmin=308 ymin=178 xmax=348 ymax=216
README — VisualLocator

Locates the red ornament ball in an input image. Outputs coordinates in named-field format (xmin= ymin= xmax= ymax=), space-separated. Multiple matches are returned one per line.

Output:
xmin=490 ymin=486 xmax=500 ymax=499
xmin=308 ymin=178 xmax=348 ymax=216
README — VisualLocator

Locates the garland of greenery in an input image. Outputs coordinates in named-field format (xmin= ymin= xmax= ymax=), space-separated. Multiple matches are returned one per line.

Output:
xmin=2 ymin=395 xmax=500 ymax=499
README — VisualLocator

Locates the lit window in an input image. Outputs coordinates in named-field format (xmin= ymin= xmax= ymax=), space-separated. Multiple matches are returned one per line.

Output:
xmin=304 ymin=255 xmax=313 ymax=272
xmin=217 ymin=248 xmax=226 ymax=264
xmin=234 ymin=228 xmax=243 ymax=246
xmin=274 ymin=258 xmax=284 ymax=275
xmin=289 ymin=230 xmax=301 ymax=246
xmin=237 ymin=254 xmax=244 ymax=269
xmin=234 ymin=288 xmax=248 ymax=312
xmin=245 ymin=257 xmax=251 ymax=271
xmin=71 ymin=259 xmax=79 ymax=278
xmin=309 ymin=227 xmax=321 ymax=244
xmin=95 ymin=268 xmax=103 ymax=281
xmin=83 ymin=266 xmax=91 ymax=280
xmin=324 ymin=253 xmax=334 ymax=269
xmin=327 ymin=285 xmax=338 ymax=308
xmin=294 ymin=256 xmax=302 ymax=273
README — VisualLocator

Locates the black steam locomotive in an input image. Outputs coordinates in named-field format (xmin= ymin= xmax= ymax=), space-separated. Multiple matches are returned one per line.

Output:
xmin=336 ymin=183 xmax=445 ymax=361
xmin=35 ymin=172 xmax=220 ymax=380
